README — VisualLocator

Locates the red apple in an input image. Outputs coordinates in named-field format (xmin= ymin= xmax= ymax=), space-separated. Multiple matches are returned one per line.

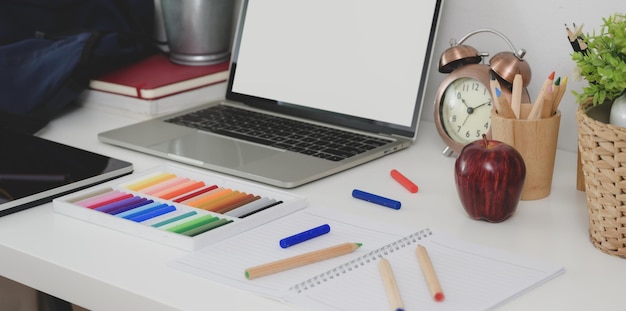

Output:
xmin=454 ymin=134 xmax=526 ymax=222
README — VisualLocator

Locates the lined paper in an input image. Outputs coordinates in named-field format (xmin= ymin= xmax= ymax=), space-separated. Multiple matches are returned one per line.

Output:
xmin=171 ymin=207 xmax=412 ymax=297
xmin=286 ymin=230 xmax=564 ymax=311
xmin=170 ymin=207 xmax=564 ymax=310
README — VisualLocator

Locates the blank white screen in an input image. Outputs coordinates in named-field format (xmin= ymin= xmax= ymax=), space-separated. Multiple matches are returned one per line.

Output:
xmin=232 ymin=0 xmax=438 ymax=127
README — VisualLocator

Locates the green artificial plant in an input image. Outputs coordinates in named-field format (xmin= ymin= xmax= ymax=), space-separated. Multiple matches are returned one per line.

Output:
xmin=572 ymin=13 xmax=626 ymax=106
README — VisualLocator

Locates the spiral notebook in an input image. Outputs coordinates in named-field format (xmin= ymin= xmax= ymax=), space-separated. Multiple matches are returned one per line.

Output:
xmin=170 ymin=207 xmax=565 ymax=311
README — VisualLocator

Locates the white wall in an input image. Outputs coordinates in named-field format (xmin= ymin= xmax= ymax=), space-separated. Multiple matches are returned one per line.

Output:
xmin=423 ymin=0 xmax=624 ymax=152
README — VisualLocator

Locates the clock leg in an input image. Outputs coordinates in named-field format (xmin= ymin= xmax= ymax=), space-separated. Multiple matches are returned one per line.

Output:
xmin=442 ymin=146 xmax=455 ymax=157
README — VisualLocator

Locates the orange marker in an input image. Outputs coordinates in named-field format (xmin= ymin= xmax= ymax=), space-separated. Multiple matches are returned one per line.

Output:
xmin=390 ymin=169 xmax=418 ymax=193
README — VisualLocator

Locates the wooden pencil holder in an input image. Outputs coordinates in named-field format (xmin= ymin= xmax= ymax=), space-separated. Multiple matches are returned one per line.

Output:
xmin=490 ymin=104 xmax=561 ymax=200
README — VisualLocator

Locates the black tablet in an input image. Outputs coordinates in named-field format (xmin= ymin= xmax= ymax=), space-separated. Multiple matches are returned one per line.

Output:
xmin=0 ymin=130 xmax=133 ymax=217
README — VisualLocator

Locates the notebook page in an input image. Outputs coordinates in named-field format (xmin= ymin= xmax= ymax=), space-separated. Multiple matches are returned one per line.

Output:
xmin=286 ymin=230 xmax=565 ymax=311
xmin=170 ymin=206 xmax=415 ymax=298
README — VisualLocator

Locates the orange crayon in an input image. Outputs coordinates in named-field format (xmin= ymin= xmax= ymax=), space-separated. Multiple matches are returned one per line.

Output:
xmin=214 ymin=195 xmax=260 ymax=214
xmin=186 ymin=188 xmax=232 ymax=207
xmin=202 ymin=191 xmax=250 ymax=212
xmin=155 ymin=180 xmax=206 ymax=200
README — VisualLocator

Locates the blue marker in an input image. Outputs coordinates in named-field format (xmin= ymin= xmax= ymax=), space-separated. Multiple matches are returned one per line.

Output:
xmin=352 ymin=189 xmax=401 ymax=210
xmin=279 ymin=224 xmax=331 ymax=248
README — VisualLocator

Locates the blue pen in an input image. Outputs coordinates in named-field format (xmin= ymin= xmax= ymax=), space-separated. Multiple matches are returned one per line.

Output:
xmin=279 ymin=224 xmax=331 ymax=248
xmin=352 ymin=189 xmax=401 ymax=210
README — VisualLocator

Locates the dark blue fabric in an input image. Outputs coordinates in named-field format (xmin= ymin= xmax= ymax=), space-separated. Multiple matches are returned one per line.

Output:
xmin=0 ymin=0 xmax=153 ymax=44
xmin=0 ymin=33 xmax=94 ymax=115
xmin=0 ymin=0 xmax=156 ymax=119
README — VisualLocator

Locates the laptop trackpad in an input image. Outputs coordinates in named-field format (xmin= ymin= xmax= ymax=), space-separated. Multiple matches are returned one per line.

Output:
xmin=149 ymin=132 xmax=278 ymax=168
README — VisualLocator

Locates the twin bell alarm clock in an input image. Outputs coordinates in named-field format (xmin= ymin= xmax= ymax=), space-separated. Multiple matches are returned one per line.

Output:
xmin=433 ymin=29 xmax=532 ymax=156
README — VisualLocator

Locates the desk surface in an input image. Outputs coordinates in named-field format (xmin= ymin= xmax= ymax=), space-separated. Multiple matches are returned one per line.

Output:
xmin=1 ymin=104 xmax=624 ymax=310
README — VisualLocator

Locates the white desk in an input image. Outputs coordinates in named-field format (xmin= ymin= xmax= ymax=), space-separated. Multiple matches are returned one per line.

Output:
xmin=1 ymin=105 xmax=625 ymax=311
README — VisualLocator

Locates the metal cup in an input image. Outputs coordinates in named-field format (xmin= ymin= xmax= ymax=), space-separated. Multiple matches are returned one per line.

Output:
xmin=160 ymin=0 xmax=235 ymax=66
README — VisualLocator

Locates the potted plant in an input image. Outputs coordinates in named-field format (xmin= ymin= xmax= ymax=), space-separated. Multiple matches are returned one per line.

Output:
xmin=573 ymin=12 xmax=626 ymax=258
xmin=571 ymin=13 xmax=626 ymax=125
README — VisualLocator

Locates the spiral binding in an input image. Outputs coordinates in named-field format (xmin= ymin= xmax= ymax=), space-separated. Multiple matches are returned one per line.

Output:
xmin=289 ymin=228 xmax=432 ymax=293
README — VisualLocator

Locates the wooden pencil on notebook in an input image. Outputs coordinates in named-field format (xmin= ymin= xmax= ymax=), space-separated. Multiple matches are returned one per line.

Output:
xmin=416 ymin=245 xmax=445 ymax=302
xmin=379 ymin=258 xmax=405 ymax=311
xmin=245 ymin=242 xmax=362 ymax=280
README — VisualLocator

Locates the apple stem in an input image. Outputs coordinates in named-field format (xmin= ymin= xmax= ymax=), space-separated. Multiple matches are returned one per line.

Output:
xmin=482 ymin=134 xmax=488 ymax=148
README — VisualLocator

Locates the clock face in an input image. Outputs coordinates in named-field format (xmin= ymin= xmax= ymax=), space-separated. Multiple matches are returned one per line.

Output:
xmin=440 ymin=77 xmax=492 ymax=145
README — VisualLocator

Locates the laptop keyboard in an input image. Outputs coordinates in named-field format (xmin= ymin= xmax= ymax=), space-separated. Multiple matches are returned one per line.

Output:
xmin=165 ymin=105 xmax=392 ymax=162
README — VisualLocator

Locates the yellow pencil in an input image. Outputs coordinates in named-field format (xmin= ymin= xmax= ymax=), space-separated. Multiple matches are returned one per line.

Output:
xmin=379 ymin=258 xmax=405 ymax=311
xmin=416 ymin=245 xmax=445 ymax=302
xmin=245 ymin=242 xmax=362 ymax=280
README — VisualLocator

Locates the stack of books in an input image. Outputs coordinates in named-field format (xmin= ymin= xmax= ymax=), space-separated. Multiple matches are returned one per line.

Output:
xmin=79 ymin=53 xmax=229 ymax=117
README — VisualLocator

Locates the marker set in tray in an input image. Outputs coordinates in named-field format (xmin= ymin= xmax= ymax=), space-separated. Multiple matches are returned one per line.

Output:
xmin=53 ymin=163 xmax=306 ymax=251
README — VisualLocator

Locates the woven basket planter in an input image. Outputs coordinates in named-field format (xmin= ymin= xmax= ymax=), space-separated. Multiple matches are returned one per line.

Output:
xmin=576 ymin=100 xmax=626 ymax=258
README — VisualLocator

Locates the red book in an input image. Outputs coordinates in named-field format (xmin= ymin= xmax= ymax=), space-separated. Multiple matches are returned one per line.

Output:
xmin=89 ymin=53 xmax=230 ymax=100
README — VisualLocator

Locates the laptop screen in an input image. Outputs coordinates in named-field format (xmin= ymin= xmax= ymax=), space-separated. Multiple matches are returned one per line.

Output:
xmin=226 ymin=0 xmax=442 ymax=138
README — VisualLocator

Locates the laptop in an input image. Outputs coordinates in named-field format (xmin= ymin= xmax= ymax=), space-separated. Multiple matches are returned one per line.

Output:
xmin=98 ymin=0 xmax=442 ymax=188
xmin=1 ymin=129 xmax=133 ymax=217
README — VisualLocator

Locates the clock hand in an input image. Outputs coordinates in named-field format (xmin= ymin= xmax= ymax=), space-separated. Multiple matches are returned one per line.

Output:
xmin=473 ymin=101 xmax=491 ymax=110
xmin=461 ymin=98 xmax=469 ymax=108
xmin=460 ymin=98 xmax=475 ymax=115
xmin=460 ymin=113 xmax=470 ymax=127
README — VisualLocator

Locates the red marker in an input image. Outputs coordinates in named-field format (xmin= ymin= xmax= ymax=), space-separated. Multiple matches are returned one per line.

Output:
xmin=390 ymin=169 xmax=418 ymax=193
